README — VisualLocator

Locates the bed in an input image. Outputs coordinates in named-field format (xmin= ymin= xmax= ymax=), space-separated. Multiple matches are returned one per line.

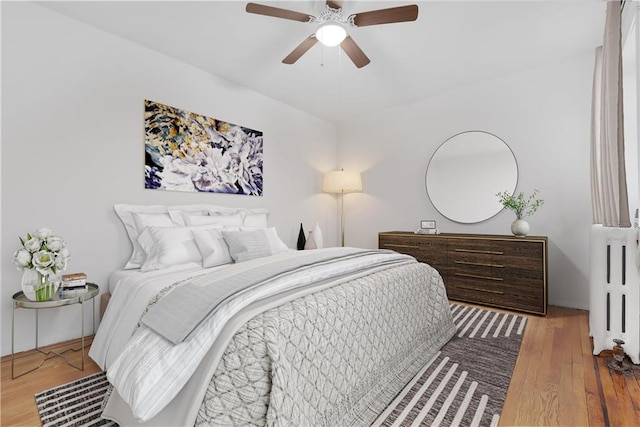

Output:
xmin=90 ymin=204 xmax=456 ymax=426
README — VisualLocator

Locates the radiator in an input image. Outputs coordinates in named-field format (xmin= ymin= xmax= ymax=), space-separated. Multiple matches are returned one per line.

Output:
xmin=589 ymin=225 xmax=640 ymax=364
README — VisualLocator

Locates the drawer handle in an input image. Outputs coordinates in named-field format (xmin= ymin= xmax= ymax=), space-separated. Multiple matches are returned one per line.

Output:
xmin=384 ymin=244 xmax=419 ymax=249
xmin=457 ymin=285 xmax=504 ymax=295
xmin=454 ymin=272 xmax=504 ymax=281
xmin=454 ymin=261 xmax=504 ymax=268
xmin=454 ymin=248 xmax=504 ymax=255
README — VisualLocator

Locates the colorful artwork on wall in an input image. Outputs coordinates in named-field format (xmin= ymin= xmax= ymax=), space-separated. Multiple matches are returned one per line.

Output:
xmin=144 ymin=99 xmax=263 ymax=196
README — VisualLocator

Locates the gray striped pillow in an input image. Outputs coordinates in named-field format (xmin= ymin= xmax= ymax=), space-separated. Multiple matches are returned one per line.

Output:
xmin=222 ymin=228 xmax=289 ymax=263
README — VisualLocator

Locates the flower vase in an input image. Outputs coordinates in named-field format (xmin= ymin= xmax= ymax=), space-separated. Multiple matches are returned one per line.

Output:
xmin=511 ymin=219 xmax=530 ymax=237
xmin=296 ymin=223 xmax=306 ymax=250
xmin=304 ymin=231 xmax=317 ymax=250
xmin=21 ymin=270 xmax=59 ymax=301
xmin=312 ymin=222 xmax=323 ymax=249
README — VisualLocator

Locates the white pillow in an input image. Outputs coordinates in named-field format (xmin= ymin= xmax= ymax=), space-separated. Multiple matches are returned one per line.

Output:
xmin=138 ymin=225 xmax=219 ymax=272
xmin=133 ymin=212 xmax=174 ymax=229
xmin=168 ymin=209 xmax=208 ymax=226
xmin=167 ymin=204 xmax=237 ymax=225
xmin=132 ymin=213 xmax=174 ymax=268
xmin=187 ymin=213 xmax=244 ymax=227
xmin=114 ymin=205 xmax=172 ymax=269
xmin=242 ymin=208 xmax=269 ymax=228
xmin=114 ymin=204 xmax=270 ymax=268
xmin=193 ymin=228 xmax=234 ymax=268
xmin=192 ymin=225 xmax=265 ymax=268
xmin=222 ymin=227 xmax=290 ymax=263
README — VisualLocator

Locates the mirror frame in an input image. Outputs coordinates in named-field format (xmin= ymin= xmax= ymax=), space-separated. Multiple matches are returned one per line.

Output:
xmin=425 ymin=131 xmax=518 ymax=224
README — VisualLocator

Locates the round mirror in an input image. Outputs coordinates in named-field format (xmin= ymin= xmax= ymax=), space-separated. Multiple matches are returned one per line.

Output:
xmin=425 ymin=131 xmax=518 ymax=223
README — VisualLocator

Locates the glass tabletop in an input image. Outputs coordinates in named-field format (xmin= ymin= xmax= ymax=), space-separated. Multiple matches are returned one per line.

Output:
xmin=12 ymin=283 xmax=99 ymax=309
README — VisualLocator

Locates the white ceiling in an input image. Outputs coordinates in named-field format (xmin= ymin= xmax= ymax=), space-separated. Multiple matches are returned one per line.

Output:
xmin=38 ymin=0 xmax=607 ymax=123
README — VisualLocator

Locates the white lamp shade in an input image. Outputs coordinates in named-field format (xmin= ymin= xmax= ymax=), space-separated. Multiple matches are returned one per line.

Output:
xmin=323 ymin=170 xmax=362 ymax=194
xmin=315 ymin=23 xmax=347 ymax=47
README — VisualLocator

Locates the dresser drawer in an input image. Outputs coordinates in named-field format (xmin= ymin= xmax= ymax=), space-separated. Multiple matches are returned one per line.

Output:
xmin=449 ymin=275 xmax=502 ymax=306
xmin=379 ymin=232 xmax=548 ymax=315
xmin=379 ymin=234 xmax=447 ymax=270
xmin=500 ymin=284 xmax=544 ymax=313
xmin=380 ymin=234 xmax=446 ymax=252
xmin=500 ymin=241 xmax=544 ymax=270
xmin=448 ymin=239 xmax=505 ymax=281
xmin=447 ymin=238 xmax=505 ymax=255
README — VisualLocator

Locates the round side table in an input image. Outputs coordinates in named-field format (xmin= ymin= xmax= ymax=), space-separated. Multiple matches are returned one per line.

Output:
xmin=11 ymin=282 xmax=99 ymax=379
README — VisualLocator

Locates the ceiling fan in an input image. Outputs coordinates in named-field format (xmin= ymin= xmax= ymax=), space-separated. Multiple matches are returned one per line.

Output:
xmin=245 ymin=1 xmax=419 ymax=68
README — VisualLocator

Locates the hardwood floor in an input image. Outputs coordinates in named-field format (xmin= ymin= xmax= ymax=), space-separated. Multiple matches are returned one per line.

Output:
xmin=1 ymin=306 xmax=639 ymax=426
xmin=1 ymin=336 xmax=101 ymax=427
xmin=499 ymin=305 xmax=640 ymax=426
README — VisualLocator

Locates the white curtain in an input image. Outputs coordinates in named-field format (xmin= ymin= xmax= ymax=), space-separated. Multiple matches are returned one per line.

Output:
xmin=591 ymin=0 xmax=631 ymax=227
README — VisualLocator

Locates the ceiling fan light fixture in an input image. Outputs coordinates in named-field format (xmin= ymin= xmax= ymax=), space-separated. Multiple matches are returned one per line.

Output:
xmin=315 ymin=22 xmax=346 ymax=47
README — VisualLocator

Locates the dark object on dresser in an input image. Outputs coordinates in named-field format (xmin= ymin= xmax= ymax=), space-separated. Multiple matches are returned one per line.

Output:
xmin=296 ymin=223 xmax=306 ymax=250
xmin=379 ymin=231 xmax=548 ymax=315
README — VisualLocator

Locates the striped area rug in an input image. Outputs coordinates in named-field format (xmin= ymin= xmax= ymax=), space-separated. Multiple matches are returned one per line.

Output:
xmin=373 ymin=303 xmax=527 ymax=427
xmin=35 ymin=303 xmax=526 ymax=427
xmin=35 ymin=371 xmax=115 ymax=427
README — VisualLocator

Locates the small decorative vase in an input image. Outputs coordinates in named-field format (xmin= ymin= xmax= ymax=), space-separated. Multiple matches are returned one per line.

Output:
xmin=296 ymin=223 xmax=306 ymax=250
xmin=313 ymin=222 xmax=323 ymax=249
xmin=304 ymin=231 xmax=317 ymax=250
xmin=21 ymin=270 xmax=59 ymax=301
xmin=511 ymin=219 xmax=530 ymax=237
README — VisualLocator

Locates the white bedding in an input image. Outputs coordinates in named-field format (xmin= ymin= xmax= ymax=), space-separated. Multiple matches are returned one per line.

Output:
xmin=92 ymin=246 xmax=458 ymax=427
xmin=105 ymin=249 xmax=411 ymax=422
xmin=91 ymin=262 xmax=223 ymax=369
xmin=106 ymin=262 xmax=202 ymax=294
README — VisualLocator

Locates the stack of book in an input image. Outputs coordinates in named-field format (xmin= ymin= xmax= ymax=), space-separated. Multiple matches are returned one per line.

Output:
xmin=414 ymin=228 xmax=440 ymax=235
xmin=60 ymin=272 xmax=88 ymax=296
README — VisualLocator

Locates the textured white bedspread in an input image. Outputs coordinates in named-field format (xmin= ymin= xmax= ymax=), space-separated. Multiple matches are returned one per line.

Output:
xmin=94 ymin=248 xmax=455 ymax=426
xmin=195 ymin=261 xmax=455 ymax=427
xmin=107 ymin=249 xmax=412 ymax=422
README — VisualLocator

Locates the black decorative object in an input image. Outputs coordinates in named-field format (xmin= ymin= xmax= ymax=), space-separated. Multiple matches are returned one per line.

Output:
xmin=297 ymin=223 xmax=306 ymax=250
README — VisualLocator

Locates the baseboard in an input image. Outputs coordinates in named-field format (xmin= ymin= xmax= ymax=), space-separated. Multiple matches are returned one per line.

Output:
xmin=0 ymin=335 xmax=95 ymax=362
xmin=550 ymin=300 xmax=589 ymax=311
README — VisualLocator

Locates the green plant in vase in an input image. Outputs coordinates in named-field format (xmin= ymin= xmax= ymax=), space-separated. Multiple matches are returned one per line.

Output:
xmin=496 ymin=189 xmax=544 ymax=236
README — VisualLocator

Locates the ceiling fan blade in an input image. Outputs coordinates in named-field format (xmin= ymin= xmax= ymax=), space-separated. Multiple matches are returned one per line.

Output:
xmin=340 ymin=36 xmax=370 ymax=68
xmin=352 ymin=4 xmax=418 ymax=27
xmin=326 ymin=0 xmax=343 ymax=9
xmin=246 ymin=3 xmax=312 ymax=23
xmin=282 ymin=36 xmax=318 ymax=64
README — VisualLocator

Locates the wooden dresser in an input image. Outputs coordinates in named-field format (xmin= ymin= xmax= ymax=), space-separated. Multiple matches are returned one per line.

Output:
xmin=379 ymin=231 xmax=548 ymax=315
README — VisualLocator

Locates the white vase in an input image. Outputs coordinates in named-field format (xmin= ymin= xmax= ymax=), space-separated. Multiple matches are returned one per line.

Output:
xmin=21 ymin=269 xmax=59 ymax=301
xmin=511 ymin=219 xmax=530 ymax=237
xmin=304 ymin=231 xmax=317 ymax=250
xmin=313 ymin=222 xmax=323 ymax=249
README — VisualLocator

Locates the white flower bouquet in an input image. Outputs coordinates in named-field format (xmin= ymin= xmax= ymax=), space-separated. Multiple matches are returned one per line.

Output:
xmin=13 ymin=228 xmax=70 ymax=301
xmin=14 ymin=228 xmax=70 ymax=275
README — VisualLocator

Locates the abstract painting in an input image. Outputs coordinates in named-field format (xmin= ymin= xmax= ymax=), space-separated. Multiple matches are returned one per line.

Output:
xmin=144 ymin=100 xmax=263 ymax=196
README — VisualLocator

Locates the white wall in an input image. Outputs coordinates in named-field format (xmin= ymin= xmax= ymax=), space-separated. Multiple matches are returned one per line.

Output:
xmin=338 ymin=53 xmax=597 ymax=310
xmin=1 ymin=3 xmax=338 ymax=355
xmin=1 ymin=2 xmax=619 ymax=357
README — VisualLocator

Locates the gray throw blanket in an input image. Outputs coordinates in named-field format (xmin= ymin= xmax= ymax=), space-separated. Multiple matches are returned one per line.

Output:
xmin=142 ymin=248 xmax=397 ymax=344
